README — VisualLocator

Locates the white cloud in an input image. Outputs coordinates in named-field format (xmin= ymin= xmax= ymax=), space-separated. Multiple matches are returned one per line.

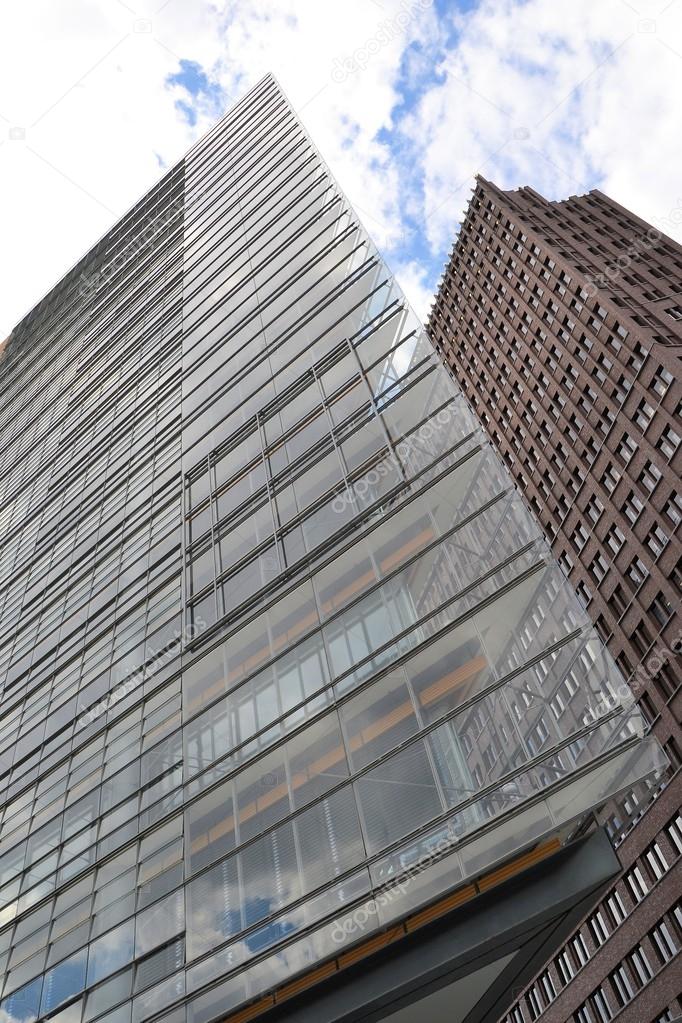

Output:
xmin=0 ymin=0 xmax=680 ymax=337
xmin=391 ymin=258 xmax=436 ymax=321
xmin=400 ymin=0 xmax=682 ymax=254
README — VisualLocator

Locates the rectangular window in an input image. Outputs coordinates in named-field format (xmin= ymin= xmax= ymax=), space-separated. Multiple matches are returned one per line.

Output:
xmin=626 ymin=865 xmax=649 ymax=902
xmin=640 ymin=460 xmax=662 ymax=493
xmin=591 ymin=986 xmax=613 ymax=1022
xmin=589 ymin=554 xmax=609 ymax=584
xmin=572 ymin=933 xmax=590 ymax=967
xmin=605 ymin=526 xmax=625 ymax=556
xmin=663 ymin=491 xmax=681 ymax=527
xmin=646 ymin=525 xmax=669 ymax=559
xmin=658 ymin=425 xmax=680 ymax=459
xmin=556 ymin=948 xmax=575 ymax=984
xmin=634 ymin=400 xmax=654 ymax=433
xmin=623 ymin=490 xmax=644 ymax=524
xmin=589 ymin=910 xmax=610 ymax=945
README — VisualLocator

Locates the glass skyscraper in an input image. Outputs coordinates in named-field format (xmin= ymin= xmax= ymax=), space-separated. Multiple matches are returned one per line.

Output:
xmin=0 ymin=75 xmax=666 ymax=1023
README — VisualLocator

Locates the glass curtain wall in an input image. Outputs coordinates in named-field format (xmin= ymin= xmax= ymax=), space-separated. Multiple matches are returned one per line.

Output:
xmin=0 ymin=74 xmax=666 ymax=1023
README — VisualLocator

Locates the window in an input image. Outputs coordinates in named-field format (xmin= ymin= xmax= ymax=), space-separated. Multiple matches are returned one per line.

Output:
xmin=673 ymin=557 xmax=682 ymax=596
xmin=615 ymin=651 xmax=634 ymax=682
xmin=608 ymin=584 xmax=627 ymax=616
xmin=605 ymin=525 xmax=625 ymax=556
xmin=86 ymin=918 xmax=135 ymax=986
xmin=572 ymin=932 xmax=590 ymax=967
xmin=646 ymin=524 xmax=669 ymax=558
xmin=614 ymin=373 xmax=631 ymax=402
xmin=667 ymin=812 xmax=682 ymax=855
xmin=628 ymin=340 xmax=647 ymax=372
xmin=645 ymin=841 xmax=669 ymax=880
xmin=586 ymin=495 xmax=604 ymax=524
xmin=612 ymin=964 xmax=634 ymax=1005
xmin=626 ymin=864 xmax=649 ymax=902
xmin=658 ymin=424 xmax=680 ymax=459
xmin=606 ymin=891 xmax=627 ymax=926
xmin=541 ymin=970 xmax=557 ymax=1002
xmin=649 ymin=592 xmax=673 ymax=628
xmin=595 ymin=613 xmax=610 ymax=645
xmin=651 ymin=366 xmax=673 ymax=397
xmin=663 ymin=491 xmax=681 ymax=527
xmin=653 ymin=662 xmax=678 ymax=703
xmin=590 ymin=910 xmax=610 ymax=945
xmin=626 ymin=556 xmax=648 ymax=588
xmin=629 ymin=944 xmax=654 ymax=985
xmin=639 ymin=460 xmax=662 ymax=493
xmin=655 ymin=1008 xmax=679 ymax=1023
xmin=0 ymin=979 xmax=43 ymax=1023
xmin=663 ymin=738 xmax=682 ymax=775
xmin=601 ymin=463 xmax=620 ymax=494
xmin=527 ymin=984 xmax=543 ymax=1019
xmin=601 ymin=403 xmax=617 ymax=435
xmin=632 ymin=619 xmax=654 ymax=657
xmin=40 ymin=948 xmax=88 ymax=1016
xmin=634 ymin=399 xmax=655 ymax=433
xmin=135 ymin=887 xmax=184 ymax=957
xmin=623 ymin=490 xmax=644 ymax=525
xmin=616 ymin=432 xmax=638 ymax=463
xmin=589 ymin=553 xmax=609 ymax=584
xmin=573 ymin=523 xmax=590 ymax=552
xmin=556 ymin=948 xmax=575 ymax=984
xmin=591 ymin=986 xmax=613 ymax=1022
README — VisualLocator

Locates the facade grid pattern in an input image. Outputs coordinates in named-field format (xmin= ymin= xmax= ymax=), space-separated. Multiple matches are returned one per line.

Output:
xmin=427 ymin=175 xmax=681 ymax=1023
xmin=0 ymin=85 xmax=666 ymax=1023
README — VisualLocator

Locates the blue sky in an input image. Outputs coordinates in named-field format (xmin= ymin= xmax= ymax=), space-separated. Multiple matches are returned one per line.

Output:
xmin=166 ymin=58 xmax=224 ymax=127
xmin=1 ymin=0 xmax=681 ymax=331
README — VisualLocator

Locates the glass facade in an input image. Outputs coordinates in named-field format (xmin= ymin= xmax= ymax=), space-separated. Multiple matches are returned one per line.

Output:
xmin=0 ymin=74 xmax=666 ymax=1023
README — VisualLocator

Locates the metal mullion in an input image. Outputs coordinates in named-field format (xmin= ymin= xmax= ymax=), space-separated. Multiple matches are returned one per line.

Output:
xmin=311 ymin=354 xmax=354 ymax=501
xmin=255 ymin=413 xmax=284 ymax=575
xmin=184 ymin=432 xmax=484 ymax=653
xmin=182 ymin=537 xmax=542 ymax=799
xmin=206 ymin=456 xmax=221 ymax=629
xmin=180 ymin=658 xmax=632 ymax=941
xmin=347 ymin=334 xmax=409 ymax=488
xmin=182 ymin=258 xmax=381 ymax=430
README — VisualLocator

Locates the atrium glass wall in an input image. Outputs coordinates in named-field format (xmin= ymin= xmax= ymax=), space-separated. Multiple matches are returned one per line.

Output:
xmin=0 ymin=75 xmax=665 ymax=1023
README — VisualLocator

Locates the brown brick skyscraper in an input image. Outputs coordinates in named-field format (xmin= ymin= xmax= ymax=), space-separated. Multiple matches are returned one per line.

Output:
xmin=427 ymin=178 xmax=682 ymax=1023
